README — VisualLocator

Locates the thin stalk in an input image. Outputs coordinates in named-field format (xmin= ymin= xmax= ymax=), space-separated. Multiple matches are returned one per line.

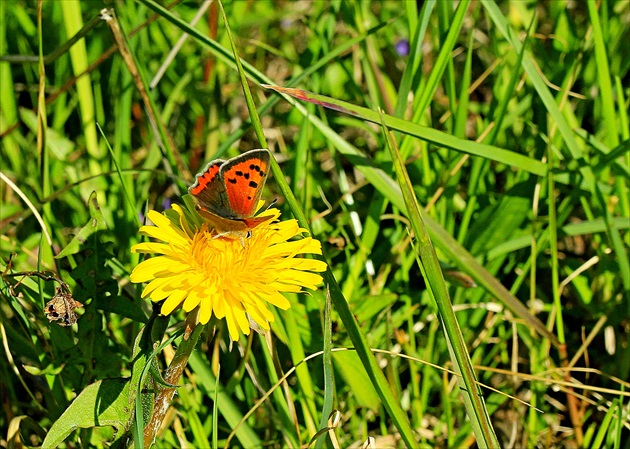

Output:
xmin=143 ymin=324 xmax=205 ymax=446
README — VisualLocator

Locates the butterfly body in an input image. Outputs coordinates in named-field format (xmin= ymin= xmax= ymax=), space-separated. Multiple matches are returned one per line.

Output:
xmin=189 ymin=149 xmax=273 ymax=239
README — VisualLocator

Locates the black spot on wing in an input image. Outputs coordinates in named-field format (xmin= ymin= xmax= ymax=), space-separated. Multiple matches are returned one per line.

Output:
xmin=249 ymin=163 xmax=267 ymax=176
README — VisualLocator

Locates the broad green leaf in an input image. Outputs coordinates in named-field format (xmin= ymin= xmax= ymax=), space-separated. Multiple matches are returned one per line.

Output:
xmin=42 ymin=378 xmax=131 ymax=449
xmin=332 ymin=351 xmax=380 ymax=410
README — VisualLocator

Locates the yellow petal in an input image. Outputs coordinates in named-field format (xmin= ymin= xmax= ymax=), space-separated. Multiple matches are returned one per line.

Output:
xmin=149 ymin=276 xmax=190 ymax=300
xmin=199 ymin=295 xmax=212 ymax=324
xmin=259 ymin=289 xmax=294 ymax=307
xmin=182 ymin=287 xmax=203 ymax=312
xmin=225 ymin=306 xmax=243 ymax=341
xmin=276 ymin=270 xmax=323 ymax=287
xmin=234 ymin=307 xmax=250 ymax=337
xmin=130 ymin=257 xmax=168 ymax=283
xmin=161 ymin=288 xmax=188 ymax=315
xmin=142 ymin=276 xmax=173 ymax=298
xmin=132 ymin=242 xmax=172 ymax=255
xmin=213 ymin=291 xmax=226 ymax=319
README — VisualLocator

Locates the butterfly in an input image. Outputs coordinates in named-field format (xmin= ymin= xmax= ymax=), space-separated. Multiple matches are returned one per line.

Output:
xmin=189 ymin=149 xmax=274 ymax=240
xmin=45 ymin=286 xmax=83 ymax=326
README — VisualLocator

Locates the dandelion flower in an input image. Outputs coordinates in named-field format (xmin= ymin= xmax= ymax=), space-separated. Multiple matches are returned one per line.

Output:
xmin=130 ymin=197 xmax=327 ymax=341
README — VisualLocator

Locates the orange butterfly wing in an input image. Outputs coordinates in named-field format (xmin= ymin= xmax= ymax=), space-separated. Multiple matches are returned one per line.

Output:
xmin=219 ymin=149 xmax=270 ymax=219
xmin=189 ymin=160 xmax=226 ymax=215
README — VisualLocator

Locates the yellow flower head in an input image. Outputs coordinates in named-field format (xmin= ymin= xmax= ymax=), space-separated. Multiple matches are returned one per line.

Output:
xmin=130 ymin=197 xmax=327 ymax=341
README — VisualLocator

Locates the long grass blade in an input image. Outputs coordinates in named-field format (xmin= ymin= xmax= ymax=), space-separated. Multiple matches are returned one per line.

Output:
xmin=379 ymin=109 xmax=499 ymax=448
xmin=217 ymin=0 xmax=267 ymax=148
xmin=262 ymin=85 xmax=547 ymax=176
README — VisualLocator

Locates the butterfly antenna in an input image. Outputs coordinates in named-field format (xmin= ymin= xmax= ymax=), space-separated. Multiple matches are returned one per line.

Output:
xmin=264 ymin=197 xmax=279 ymax=212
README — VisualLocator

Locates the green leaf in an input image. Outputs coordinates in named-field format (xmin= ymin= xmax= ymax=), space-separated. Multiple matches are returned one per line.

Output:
xmin=467 ymin=181 xmax=534 ymax=256
xmin=55 ymin=191 xmax=107 ymax=259
xmin=42 ymin=378 xmax=131 ymax=449
xmin=19 ymin=107 xmax=75 ymax=159
xmin=332 ymin=350 xmax=380 ymax=410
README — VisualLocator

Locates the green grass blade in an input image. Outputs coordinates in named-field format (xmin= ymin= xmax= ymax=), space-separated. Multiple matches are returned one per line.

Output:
xmin=320 ymin=272 xmax=418 ymax=447
xmin=613 ymin=76 xmax=629 ymax=217
xmin=482 ymin=0 xmax=630 ymax=292
xmin=212 ymin=363 xmax=220 ymax=449
xmin=98 ymin=123 xmax=140 ymax=228
xmin=60 ymin=1 xmax=102 ymax=171
xmin=589 ymin=398 xmax=616 ymax=449
xmin=586 ymin=1 xmax=619 ymax=149
xmin=262 ymin=85 xmax=548 ymax=176
xmin=315 ymin=288 xmax=334 ymax=449
xmin=186 ymin=353 xmax=259 ymax=448
xmin=412 ymin=0 xmax=470 ymax=125
xmin=394 ymin=0 xmax=436 ymax=118
xmin=217 ymin=0 xmax=266 ymax=148
xmin=0 ymin=1 xmax=21 ymax=170
xmin=454 ymin=31 xmax=474 ymax=138
xmin=283 ymin=306 xmax=318 ymax=437
xmin=485 ymin=14 xmax=536 ymax=146
xmin=379 ymin=109 xmax=499 ymax=448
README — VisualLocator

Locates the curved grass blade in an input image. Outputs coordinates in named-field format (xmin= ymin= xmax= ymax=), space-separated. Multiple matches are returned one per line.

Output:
xmin=262 ymin=85 xmax=547 ymax=177
xmin=379 ymin=108 xmax=500 ymax=448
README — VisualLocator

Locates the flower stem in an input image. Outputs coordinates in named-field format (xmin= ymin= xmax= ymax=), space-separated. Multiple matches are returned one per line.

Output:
xmin=143 ymin=323 xmax=205 ymax=446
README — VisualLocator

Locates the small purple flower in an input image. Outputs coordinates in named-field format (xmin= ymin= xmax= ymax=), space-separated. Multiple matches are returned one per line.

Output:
xmin=395 ymin=39 xmax=410 ymax=57
xmin=162 ymin=197 xmax=174 ymax=210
